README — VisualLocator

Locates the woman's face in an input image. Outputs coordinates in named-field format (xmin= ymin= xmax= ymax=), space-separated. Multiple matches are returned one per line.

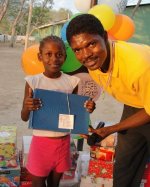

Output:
xmin=70 ymin=33 xmax=108 ymax=71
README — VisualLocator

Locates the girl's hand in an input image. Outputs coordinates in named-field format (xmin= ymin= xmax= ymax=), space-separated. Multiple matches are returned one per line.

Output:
xmin=84 ymin=98 xmax=96 ymax=113
xmin=79 ymin=125 xmax=94 ymax=139
xmin=23 ymin=88 xmax=42 ymax=111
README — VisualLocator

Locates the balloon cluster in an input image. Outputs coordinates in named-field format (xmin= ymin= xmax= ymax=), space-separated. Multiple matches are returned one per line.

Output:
xmin=73 ymin=0 xmax=135 ymax=41
xmin=22 ymin=0 xmax=135 ymax=77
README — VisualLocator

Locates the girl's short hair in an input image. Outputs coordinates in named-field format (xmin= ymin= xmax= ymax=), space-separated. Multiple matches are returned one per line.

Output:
xmin=39 ymin=35 xmax=66 ymax=54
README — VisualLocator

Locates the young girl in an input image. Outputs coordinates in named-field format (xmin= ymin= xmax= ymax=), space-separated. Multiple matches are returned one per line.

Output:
xmin=21 ymin=35 xmax=95 ymax=187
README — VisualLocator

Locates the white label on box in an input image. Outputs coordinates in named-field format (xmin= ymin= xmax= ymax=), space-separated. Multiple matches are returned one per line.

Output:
xmin=58 ymin=114 xmax=74 ymax=129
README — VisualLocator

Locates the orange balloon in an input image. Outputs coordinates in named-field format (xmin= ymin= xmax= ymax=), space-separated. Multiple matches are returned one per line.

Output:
xmin=108 ymin=14 xmax=135 ymax=41
xmin=22 ymin=44 xmax=44 ymax=75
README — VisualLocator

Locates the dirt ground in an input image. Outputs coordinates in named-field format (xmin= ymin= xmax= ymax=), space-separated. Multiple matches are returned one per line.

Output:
xmin=0 ymin=42 xmax=123 ymax=151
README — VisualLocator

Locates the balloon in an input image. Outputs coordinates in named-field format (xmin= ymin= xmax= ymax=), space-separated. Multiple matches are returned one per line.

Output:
xmin=60 ymin=21 xmax=69 ymax=42
xmin=61 ymin=42 xmax=82 ymax=73
xmin=74 ymin=0 xmax=91 ymax=13
xmin=22 ymin=44 xmax=44 ymax=75
xmin=108 ymin=34 xmax=116 ymax=40
xmin=61 ymin=14 xmax=82 ymax=42
xmin=108 ymin=14 xmax=135 ymax=41
xmin=98 ymin=0 xmax=128 ymax=13
xmin=88 ymin=4 xmax=115 ymax=31
xmin=75 ymin=73 xmax=102 ymax=101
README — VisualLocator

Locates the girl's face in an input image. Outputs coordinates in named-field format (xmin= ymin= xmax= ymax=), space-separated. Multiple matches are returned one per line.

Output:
xmin=38 ymin=41 xmax=66 ymax=78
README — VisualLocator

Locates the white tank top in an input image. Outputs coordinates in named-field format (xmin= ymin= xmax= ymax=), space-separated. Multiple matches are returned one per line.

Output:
xmin=25 ymin=72 xmax=80 ymax=137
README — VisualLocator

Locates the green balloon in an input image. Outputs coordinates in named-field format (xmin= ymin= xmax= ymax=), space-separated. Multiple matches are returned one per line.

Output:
xmin=61 ymin=42 xmax=82 ymax=73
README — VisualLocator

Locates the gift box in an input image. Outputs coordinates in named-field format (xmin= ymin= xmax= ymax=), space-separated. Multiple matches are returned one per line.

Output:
xmin=95 ymin=177 xmax=113 ymax=187
xmin=100 ymin=134 xmax=116 ymax=147
xmin=20 ymin=181 xmax=32 ymax=187
xmin=88 ymin=159 xmax=114 ymax=178
xmin=142 ymin=163 xmax=150 ymax=179
xmin=0 ymin=155 xmax=17 ymax=168
xmin=80 ymin=176 xmax=113 ymax=187
xmin=90 ymin=146 xmax=115 ymax=161
xmin=80 ymin=175 xmax=97 ymax=187
xmin=0 ymin=162 xmax=20 ymax=187
xmin=0 ymin=126 xmax=17 ymax=160
xmin=141 ymin=163 xmax=150 ymax=187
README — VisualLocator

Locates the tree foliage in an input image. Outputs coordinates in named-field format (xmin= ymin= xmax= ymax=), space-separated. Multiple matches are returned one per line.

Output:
xmin=0 ymin=0 xmax=9 ymax=22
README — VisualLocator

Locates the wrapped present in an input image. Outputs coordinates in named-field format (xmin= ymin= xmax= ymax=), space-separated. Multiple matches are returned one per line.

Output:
xmin=95 ymin=177 xmax=113 ymax=187
xmin=0 ymin=126 xmax=17 ymax=160
xmin=80 ymin=176 xmax=113 ymax=187
xmin=0 ymin=155 xmax=17 ymax=168
xmin=0 ymin=162 xmax=20 ymax=187
xmin=100 ymin=134 xmax=116 ymax=147
xmin=90 ymin=146 xmax=115 ymax=161
xmin=141 ymin=163 xmax=150 ymax=187
xmin=142 ymin=163 xmax=150 ymax=179
xmin=80 ymin=175 xmax=97 ymax=187
xmin=20 ymin=181 xmax=32 ymax=187
xmin=88 ymin=159 xmax=114 ymax=178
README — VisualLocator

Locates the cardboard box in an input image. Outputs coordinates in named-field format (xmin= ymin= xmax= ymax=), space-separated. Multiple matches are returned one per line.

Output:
xmin=0 ymin=126 xmax=17 ymax=160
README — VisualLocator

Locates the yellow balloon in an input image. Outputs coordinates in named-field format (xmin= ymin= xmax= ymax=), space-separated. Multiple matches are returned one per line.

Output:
xmin=88 ymin=4 xmax=116 ymax=31
xmin=22 ymin=44 xmax=44 ymax=75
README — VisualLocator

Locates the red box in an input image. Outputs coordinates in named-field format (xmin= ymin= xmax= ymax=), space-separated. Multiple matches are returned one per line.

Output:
xmin=142 ymin=163 xmax=150 ymax=187
xmin=90 ymin=147 xmax=115 ymax=161
xmin=88 ymin=159 xmax=114 ymax=178
xmin=20 ymin=181 xmax=32 ymax=187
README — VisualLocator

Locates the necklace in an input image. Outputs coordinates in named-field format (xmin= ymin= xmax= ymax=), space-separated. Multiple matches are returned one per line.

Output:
xmin=99 ymin=41 xmax=115 ymax=99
